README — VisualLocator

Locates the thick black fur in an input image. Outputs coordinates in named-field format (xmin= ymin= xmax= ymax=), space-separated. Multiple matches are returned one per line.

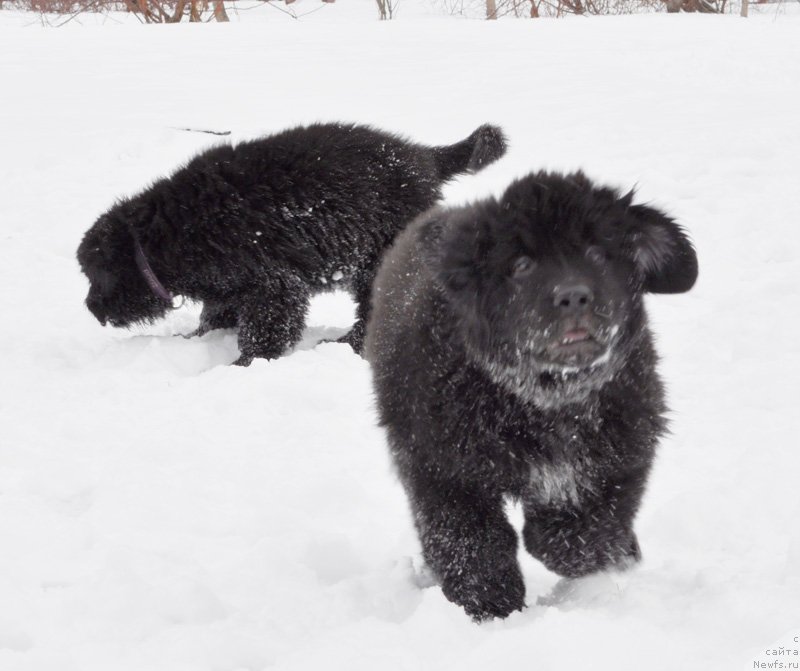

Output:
xmin=77 ymin=122 xmax=507 ymax=365
xmin=365 ymin=171 xmax=698 ymax=621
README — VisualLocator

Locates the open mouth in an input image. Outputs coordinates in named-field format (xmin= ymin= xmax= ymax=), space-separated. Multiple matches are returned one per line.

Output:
xmin=559 ymin=328 xmax=592 ymax=346
xmin=546 ymin=326 xmax=606 ymax=367
xmin=514 ymin=322 xmax=617 ymax=372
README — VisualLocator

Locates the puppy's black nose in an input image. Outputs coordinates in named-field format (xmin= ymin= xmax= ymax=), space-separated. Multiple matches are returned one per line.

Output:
xmin=553 ymin=284 xmax=593 ymax=312
xmin=86 ymin=298 xmax=107 ymax=326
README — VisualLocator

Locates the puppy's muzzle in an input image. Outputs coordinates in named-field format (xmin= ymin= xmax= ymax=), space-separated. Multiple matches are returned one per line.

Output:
xmin=86 ymin=297 xmax=107 ymax=326
xmin=553 ymin=284 xmax=594 ymax=314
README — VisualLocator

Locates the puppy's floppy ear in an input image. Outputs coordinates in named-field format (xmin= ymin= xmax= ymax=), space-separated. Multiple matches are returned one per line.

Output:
xmin=434 ymin=213 xmax=487 ymax=298
xmin=428 ymin=210 xmax=504 ymax=350
xmin=624 ymin=203 xmax=698 ymax=294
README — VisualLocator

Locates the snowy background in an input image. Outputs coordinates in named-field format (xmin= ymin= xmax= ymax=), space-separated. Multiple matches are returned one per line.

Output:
xmin=1 ymin=2 xmax=799 ymax=669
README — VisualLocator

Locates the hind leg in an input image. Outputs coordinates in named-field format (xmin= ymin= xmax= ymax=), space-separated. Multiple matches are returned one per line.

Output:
xmin=337 ymin=268 xmax=376 ymax=355
xmin=234 ymin=277 xmax=310 ymax=366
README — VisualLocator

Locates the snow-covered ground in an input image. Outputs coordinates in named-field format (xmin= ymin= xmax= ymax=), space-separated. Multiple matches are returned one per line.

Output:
xmin=1 ymin=4 xmax=799 ymax=670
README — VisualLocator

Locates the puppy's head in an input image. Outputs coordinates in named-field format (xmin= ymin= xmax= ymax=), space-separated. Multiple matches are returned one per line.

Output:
xmin=77 ymin=204 xmax=171 ymax=328
xmin=432 ymin=171 xmax=697 ymax=407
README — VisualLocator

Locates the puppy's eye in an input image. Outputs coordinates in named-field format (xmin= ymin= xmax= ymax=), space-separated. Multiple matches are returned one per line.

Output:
xmin=585 ymin=246 xmax=607 ymax=265
xmin=512 ymin=256 xmax=536 ymax=278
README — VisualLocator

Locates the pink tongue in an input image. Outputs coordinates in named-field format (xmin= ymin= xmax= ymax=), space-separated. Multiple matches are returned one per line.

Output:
xmin=563 ymin=328 xmax=590 ymax=343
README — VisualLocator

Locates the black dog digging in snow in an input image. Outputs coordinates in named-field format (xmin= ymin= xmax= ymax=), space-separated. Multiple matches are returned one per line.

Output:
xmin=365 ymin=171 xmax=698 ymax=621
xmin=77 ymin=122 xmax=506 ymax=365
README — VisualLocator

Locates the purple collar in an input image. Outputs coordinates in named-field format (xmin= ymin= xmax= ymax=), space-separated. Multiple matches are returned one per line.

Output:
xmin=133 ymin=238 xmax=175 ymax=305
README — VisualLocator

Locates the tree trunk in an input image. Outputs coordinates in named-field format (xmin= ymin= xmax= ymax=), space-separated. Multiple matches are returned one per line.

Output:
xmin=486 ymin=0 xmax=497 ymax=18
xmin=213 ymin=0 xmax=229 ymax=20
xmin=169 ymin=0 xmax=187 ymax=21
xmin=138 ymin=0 xmax=156 ymax=22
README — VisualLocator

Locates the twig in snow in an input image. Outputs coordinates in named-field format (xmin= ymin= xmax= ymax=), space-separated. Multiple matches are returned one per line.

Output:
xmin=172 ymin=127 xmax=232 ymax=136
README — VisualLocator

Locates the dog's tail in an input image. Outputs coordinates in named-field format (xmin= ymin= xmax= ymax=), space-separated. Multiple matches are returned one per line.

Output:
xmin=431 ymin=123 xmax=507 ymax=180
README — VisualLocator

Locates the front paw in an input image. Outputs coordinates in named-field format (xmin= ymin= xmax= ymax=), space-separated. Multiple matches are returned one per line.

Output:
xmin=526 ymin=524 xmax=641 ymax=579
xmin=441 ymin=562 xmax=526 ymax=622
xmin=232 ymin=354 xmax=254 ymax=366
xmin=180 ymin=326 xmax=207 ymax=339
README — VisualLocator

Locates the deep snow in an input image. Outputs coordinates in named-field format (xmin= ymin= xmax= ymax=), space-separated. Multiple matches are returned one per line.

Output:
xmin=1 ymin=4 xmax=799 ymax=670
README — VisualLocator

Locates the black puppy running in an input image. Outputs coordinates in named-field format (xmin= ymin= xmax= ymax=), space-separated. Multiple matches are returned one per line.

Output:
xmin=366 ymin=171 xmax=698 ymax=621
